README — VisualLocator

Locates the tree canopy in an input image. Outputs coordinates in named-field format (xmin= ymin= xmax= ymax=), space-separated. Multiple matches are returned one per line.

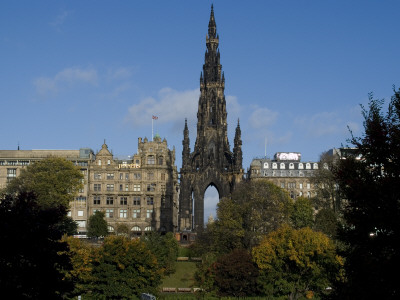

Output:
xmin=334 ymin=89 xmax=400 ymax=299
xmin=87 ymin=210 xmax=108 ymax=238
xmin=252 ymin=225 xmax=344 ymax=300
xmin=4 ymin=157 xmax=83 ymax=209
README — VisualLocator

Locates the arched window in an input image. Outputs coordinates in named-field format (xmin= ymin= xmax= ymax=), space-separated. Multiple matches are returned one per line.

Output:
xmin=272 ymin=163 xmax=277 ymax=169
xmin=144 ymin=226 xmax=154 ymax=232
xmin=131 ymin=226 xmax=141 ymax=232
xmin=306 ymin=163 xmax=311 ymax=169
xmin=289 ymin=163 xmax=294 ymax=169
xmin=264 ymin=162 xmax=269 ymax=169
xmin=158 ymin=156 xmax=163 ymax=165
xmin=313 ymin=163 xmax=318 ymax=169
xmin=147 ymin=156 xmax=155 ymax=165
xmin=298 ymin=163 xmax=303 ymax=169
xmin=280 ymin=163 xmax=285 ymax=169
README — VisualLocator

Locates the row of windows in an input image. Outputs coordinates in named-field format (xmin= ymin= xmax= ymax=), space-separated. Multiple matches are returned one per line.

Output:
xmin=279 ymin=182 xmax=311 ymax=189
xmin=93 ymin=172 xmax=166 ymax=181
xmin=93 ymin=208 xmax=153 ymax=219
xmin=263 ymin=162 xmax=318 ymax=170
xmin=93 ymin=183 xmax=163 ymax=192
xmin=96 ymin=156 xmax=164 ymax=166
xmin=92 ymin=195 xmax=154 ymax=206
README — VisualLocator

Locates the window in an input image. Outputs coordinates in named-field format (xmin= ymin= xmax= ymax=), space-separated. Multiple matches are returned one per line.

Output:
xmin=307 ymin=191 xmax=311 ymax=198
xmin=146 ymin=209 xmax=153 ymax=218
xmin=119 ymin=173 xmax=123 ymax=180
xmin=306 ymin=163 xmax=311 ymax=169
xmin=299 ymin=183 xmax=303 ymax=189
xmin=307 ymin=183 xmax=311 ymax=189
xmin=161 ymin=173 xmax=166 ymax=181
xmin=281 ymin=182 xmax=285 ymax=188
xmin=93 ymin=196 xmax=101 ymax=205
xmin=264 ymin=162 xmax=269 ymax=169
xmin=94 ymin=184 xmax=101 ymax=191
xmin=119 ymin=209 xmax=127 ymax=218
xmin=98 ymin=160 xmax=102 ymax=166
xmin=145 ymin=226 xmax=153 ymax=231
xmin=133 ymin=196 xmax=141 ymax=206
xmin=107 ymin=173 xmax=114 ymax=180
xmin=76 ymin=220 xmax=86 ymax=228
xmin=288 ymin=182 xmax=296 ymax=189
xmin=125 ymin=173 xmax=129 ymax=180
xmin=299 ymin=191 xmax=303 ymax=196
xmin=105 ymin=209 xmax=114 ymax=218
xmin=94 ymin=173 xmax=101 ymax=180
xmin=147 ymin=173 xmax=154 ymax=180
xmin=134 ymin=173 xmax=141 ymax=180
xmin=298 ymin=163 xmax=304 ymax=169
xmin=78 ymin=210 xmax=84 ymax=217
xmin=106 ymin=184 xmax=114 ymax=192
xmin=76 ymin=196 xmax=86 ymax=206
xmin=133 ymin=209 xmax=141 ymax=218
xmin=133 ymin=184 xmax=141 ymax=192
xmin=158 ymin=157 xmax=163 ymax=165
xmin=147 ymin=183 xmax=156 ymax=192
xmin=146 ymin=196 xmax=154 ymax=205
xmin=7 ymin=168 xmax=17 ymax=182
xmin=119 ymin=184 xmax=123 ymax=191
xmin=120 ymin=197 xmax=127 ymax=205
xmin=313 ymin=163 xmax=318 ymax=169
xmin=289 ymin=163 xmax=294 ymax=169
xmin=125 ymin=184 xmax=129 ymax=191
xmin=107 ymin=160 xmax=111 ymax=165
xmin=272 ymin=163 xmax=277 ymax=169
xmin=108 ymin=225 xmax=114 ymax=232
xmin=106 ymin=196 xmax=114 ymax=205
xmin=147 ymin=156 xmax=155 ymax=165
xmin=280 ymin=163 xmax=285 ymax=169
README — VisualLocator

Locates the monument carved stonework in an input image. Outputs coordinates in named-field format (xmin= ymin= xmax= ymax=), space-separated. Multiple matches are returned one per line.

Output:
xmin=179 ymin=6 xmax=244 ymax=230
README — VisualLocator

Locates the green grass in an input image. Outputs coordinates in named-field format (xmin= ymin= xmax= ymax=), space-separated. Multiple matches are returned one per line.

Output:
xmin=162 ymin=261 xmax=197 ymax=288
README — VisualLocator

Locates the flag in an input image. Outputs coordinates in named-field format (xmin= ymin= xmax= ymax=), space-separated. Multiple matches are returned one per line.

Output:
xmin=152 ymin=115 xmax=158 ymax=120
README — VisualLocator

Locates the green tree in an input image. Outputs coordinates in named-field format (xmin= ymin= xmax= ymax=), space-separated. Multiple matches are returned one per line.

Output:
xmin=141 ymin=232 xmax=179 ymax=275
xmin=334 ymin=89 xmax=400 ymax=299
xmin=196 ymin=180 xmax=291 ymax=255
xmin=0 ymin=192 xmax=74 ymax=299
xmin=87 ymin=210 xmax=108 ymax=238
xmin=252 ymin=225 xmax=344 ymax=300
xmin=289 ymin=197 xmax=314 ymax=229
xmin=213 ymin=249 xmax=259 ymax=297
xmin=86 ymin=236 xmax=161 ymax=299
xmin=4 ymin=157 xmax=83 ymax=209
xmin=314 ymin=208 xmax=339 ymax=239
xmin=311 ymin=151 xmax=342 ymax=213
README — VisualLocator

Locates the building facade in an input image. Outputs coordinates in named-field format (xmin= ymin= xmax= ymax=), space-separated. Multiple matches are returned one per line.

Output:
xmin=179 ymin=5 xmax=244 ymax=231
xmin=0 ymin=136 xmax=179 ymax=236
xmin=248 ymin=152 xmax=319 ymax=199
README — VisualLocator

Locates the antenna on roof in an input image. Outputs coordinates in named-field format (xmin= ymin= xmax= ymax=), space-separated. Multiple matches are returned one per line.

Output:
xmin=265 ymin=137 xmax=267 ymax=158
xmin=18 ymin=142 xmax=20 ymax=151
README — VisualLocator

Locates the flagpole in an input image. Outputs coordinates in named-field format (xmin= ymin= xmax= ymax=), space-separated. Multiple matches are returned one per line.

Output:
xmin=152 ymin=117 xmax=154 ymax=142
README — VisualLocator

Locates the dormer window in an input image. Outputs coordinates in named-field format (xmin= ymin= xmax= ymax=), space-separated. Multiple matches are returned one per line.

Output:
xmin=264 ymin=162 xmax=269 ymax=169
xmin=280 ymin=163 xmax=285 ymax=169
xmin=272 ymin=163 xmax=277 ymax=169
xmin=289 ymin=163 xmax=294 ymax=169
xmin=313 ymin=163 xmax=318 ymax=169
xmin=298 ymin=163 xmax=303 ymax=169
xmin=306 ymin=163 xmax=311 ymax=169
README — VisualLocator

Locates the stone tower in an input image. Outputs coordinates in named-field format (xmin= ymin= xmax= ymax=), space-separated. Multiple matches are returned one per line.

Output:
xmin=179 ymin=5 xmax=243 ymax=230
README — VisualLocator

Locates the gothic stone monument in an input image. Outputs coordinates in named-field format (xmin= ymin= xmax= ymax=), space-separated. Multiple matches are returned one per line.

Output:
xmin=179 ymin=6 xmax=244 ymax=230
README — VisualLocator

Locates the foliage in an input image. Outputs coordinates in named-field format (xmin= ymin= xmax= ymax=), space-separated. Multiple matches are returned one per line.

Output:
xmin=289 ymin=197 xmax=314 ymax=229
xmin=252 ymin=225 xmax=344 ymax=300
xmin=314 ymin=208 xmax=339 ymax=239
xmin=141 ymin=232 xmax=179 ymax=276
xmin=0 ymin=192 xmax=74 ymax=299
xmin=4 ymin=157 xmax=83 ymax=210
xmin=114 ymin=222 xmax=130 ymax=237
xmin=194 ymin=252 xmax=217 ymax=295
xmin=213 ymin=249 xmax=259 ymax=297
xmin=333 ymin=89 xmax=400 ymax=299
xmin=87 ymin=210 xmax=108 ymax=238
xmin=311 ymin=151 xmax=342 ymax=213
xmin=85 ymin=235 xmax=162 ymax=299
xmin=61 ymin=236 xmax=94 ymax=297
xmin=195 ymin=180 xmax=291 ymax=255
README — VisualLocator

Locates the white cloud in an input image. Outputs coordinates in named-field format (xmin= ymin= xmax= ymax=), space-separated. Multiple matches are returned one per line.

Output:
xmin=248 ymin=106 xmax=279 ymax=129
xmin=125 ymin=88 xmax=199 ymax=126
xmin=50 ymin=10 xmax=72 ymax=28
xmin=34 ymin=67 xmax=98 ymax=96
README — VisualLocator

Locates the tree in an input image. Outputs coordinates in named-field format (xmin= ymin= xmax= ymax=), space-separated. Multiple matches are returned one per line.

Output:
xmin=213 ymin=249 xmax=259 ymax=297
xmin=196 ymin=180 xmax=291 ymax=255
xmin=311 ymin=151 xmax=342 ymax=213
xmin=4 ymin=157 xmax=83 ymax=210
xmin=334 ymin=89 xmax=400 ymax=299
xmin=0 ymin=192 xmax=74 ymax=299
xmin=86 ymin=236 xmax=161 ymax=299
xmin=87 ymin=210 xmax=108 ymax=238
xmin=252 ymin=225 xmax=344 ymax=300
xmin=314 ymin=208 xmax=339 ymax=239
xmin=289 ymin=197 xmax=314 ymax=229
xmin=141 ymin=232 xmax=179 ymax=276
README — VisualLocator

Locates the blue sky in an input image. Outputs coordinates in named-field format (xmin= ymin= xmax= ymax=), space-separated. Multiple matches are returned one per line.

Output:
xmin=1 ymin=1 xmax=399 ymax=220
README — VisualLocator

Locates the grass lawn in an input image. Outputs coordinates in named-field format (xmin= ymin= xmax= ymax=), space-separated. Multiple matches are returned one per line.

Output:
xmin=162 ymin=261 xmax=197 ymax=288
